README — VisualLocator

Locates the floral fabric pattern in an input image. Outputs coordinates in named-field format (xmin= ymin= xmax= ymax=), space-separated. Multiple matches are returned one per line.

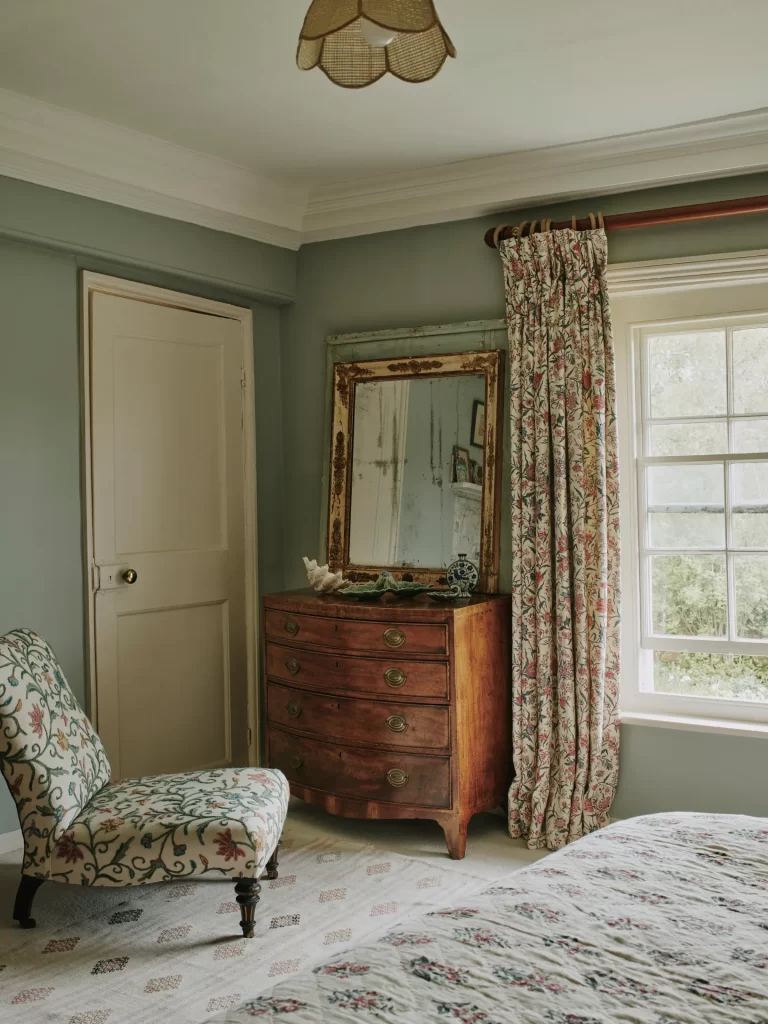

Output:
xmin=0 ymin=629 xmax=288 ymax=885
xmin=499 ymin=228 xmax=621 ymax=850
xmin=205 ymin=814 xmax=768 ymax=1024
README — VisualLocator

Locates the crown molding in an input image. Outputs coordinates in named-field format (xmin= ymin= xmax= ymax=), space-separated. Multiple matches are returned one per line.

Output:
xmin=1 ymin=87 xmax=768 ymax=252
xmin=302 ymin=109 xmax=768 ymax=243
xmin=0 ymin=88 xmax=307 ymax=250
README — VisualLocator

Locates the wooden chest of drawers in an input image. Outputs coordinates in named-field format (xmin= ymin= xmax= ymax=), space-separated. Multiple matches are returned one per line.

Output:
xmin=263 ymin=589 xmax=511 ymax=859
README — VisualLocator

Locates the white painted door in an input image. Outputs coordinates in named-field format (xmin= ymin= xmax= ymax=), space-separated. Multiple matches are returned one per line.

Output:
xmin=90 ymin=291 xmax=251 ymax=777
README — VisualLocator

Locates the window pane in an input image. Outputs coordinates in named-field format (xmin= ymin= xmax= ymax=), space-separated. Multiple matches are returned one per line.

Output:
xmin=654 ymin=651 xmax=768 ymax=702
xmin=649 ymin=513 xmax=724 ymax=548
xmin=734 ymin=555 xmax=768 ymax=639
xmin=650 ymin=554 xmax=726 ymax=637
xmin=649 ymin=421 xmax=727 ymax=456
xmin=647 ymin=463 xmax=723 ymax=507
xmin=733 ymin=326 xmax=768 ymax=414
xmin=731 ymin=462 xmax=768 ymax=548
xmin=647 ymin=331 xmax=726 ymax=419
xmin=732 ymin=418 xmax=768 ymax=454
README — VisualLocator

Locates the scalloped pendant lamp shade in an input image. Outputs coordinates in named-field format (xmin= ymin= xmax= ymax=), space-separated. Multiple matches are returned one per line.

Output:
xmin=297 ymin=0 xmax=456 ymax=88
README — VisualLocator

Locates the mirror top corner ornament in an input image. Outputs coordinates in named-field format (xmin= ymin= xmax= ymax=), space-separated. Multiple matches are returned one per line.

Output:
xmin=326 ymin=347 xmax=503 ymax=594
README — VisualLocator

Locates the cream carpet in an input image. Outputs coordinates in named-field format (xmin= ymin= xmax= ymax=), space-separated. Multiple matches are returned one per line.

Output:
xmin=0 ymin=816 xmax=490 ymax=1024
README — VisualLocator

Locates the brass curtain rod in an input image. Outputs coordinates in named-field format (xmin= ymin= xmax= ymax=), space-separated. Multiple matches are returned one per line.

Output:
xmin=484 ymin=193 xmax=768 ymax=248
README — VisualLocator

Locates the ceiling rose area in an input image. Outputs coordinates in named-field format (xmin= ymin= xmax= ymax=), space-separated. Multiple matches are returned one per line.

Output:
xmin=297 ymin=0 xmax=456 ymax=88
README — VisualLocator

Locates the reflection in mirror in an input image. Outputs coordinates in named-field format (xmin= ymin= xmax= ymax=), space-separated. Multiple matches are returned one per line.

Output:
xmin=348 ymin=376 xmax=485 ymax=568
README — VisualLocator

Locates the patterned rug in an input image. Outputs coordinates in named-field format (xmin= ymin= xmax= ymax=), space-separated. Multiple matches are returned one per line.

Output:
xmin=0 ymin=817 xmax=486 ymax=1023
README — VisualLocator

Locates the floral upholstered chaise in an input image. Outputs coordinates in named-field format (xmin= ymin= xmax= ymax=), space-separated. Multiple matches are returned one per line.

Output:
xmin=0 ymin=628 xmax=289 ymax=937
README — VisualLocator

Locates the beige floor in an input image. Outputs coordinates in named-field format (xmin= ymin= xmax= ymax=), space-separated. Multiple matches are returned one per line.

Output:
xmin=277 ymin=798 xmax=548 ymax=879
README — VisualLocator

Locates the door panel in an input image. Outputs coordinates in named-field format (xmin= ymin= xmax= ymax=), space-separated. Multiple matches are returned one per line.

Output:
xmin=112 ymin=334 xmax=226 ymax=554
xmin=116 ymin=602 xmax=230 ymax=777
xmin=90 ymin=291 xmax=249 ymax=777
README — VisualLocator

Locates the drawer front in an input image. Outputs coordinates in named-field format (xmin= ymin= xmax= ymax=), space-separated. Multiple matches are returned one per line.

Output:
xmin=268 ymin=682 xmax=450 ymax=751
xmin=266 ymin=643 xmax=449 ymax=699
xmin=264 ymin=609 xmax=447 ymax=655
xmin=269 ymin=728 xmax=451 ymax=809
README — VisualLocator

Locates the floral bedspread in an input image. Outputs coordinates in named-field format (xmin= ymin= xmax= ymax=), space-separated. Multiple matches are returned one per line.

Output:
xmin=207 ymin=814 xmax=768 ymax=1024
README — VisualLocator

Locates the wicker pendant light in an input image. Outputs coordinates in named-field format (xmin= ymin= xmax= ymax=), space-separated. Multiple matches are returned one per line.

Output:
xmin=297 ymin=1 xmax=456 ymax=89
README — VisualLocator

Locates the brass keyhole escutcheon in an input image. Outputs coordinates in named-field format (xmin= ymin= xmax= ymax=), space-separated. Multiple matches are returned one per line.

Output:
xmin=286 ymin=658 xmax=300 ymax=675
xmin=289 ymin=753 xmax=303 ymax=769
xmin=386 ymin=767 xmax=409 ymax=788
xmin=386 ymin=714 xmax=408 ymax=734
xmin=383 ymin=628 xmax=405 ymax=649
xmin=384 ymin=667 xmax=406 ymax=688
xmin=286 ymin=701 xmax=301 ymax=719
xmin=284 ymin=617 xmax=299 ymax=636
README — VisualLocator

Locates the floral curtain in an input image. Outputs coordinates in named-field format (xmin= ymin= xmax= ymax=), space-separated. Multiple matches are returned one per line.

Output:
xmin=499 ymin=227 xmax=621 ymax=850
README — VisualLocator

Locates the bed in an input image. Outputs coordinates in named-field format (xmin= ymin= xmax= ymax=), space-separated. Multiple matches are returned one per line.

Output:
xmin=206 ymin=813 xmax=768 ymax=1023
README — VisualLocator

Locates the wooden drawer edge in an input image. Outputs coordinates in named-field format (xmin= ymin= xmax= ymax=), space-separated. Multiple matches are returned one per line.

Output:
xmin=266 ymin=718 xmax=452 ymax=756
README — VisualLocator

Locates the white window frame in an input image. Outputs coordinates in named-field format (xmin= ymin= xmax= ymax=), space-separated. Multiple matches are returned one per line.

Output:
xmin=609 ymin=250 xmax=768 ymax=729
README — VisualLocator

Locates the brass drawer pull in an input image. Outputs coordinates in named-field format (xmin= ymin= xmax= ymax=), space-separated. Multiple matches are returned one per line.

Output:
xmin=386 ymin=714 xmax=408 ymax=734
xmin=386 ymin=767 xmax=409 ymax=788
xmin=289 ymin=753 xmax=303 ymax=769
xmin=383 ymin=628 xmax=406 ymax=649
xmin=286 ymin=701 xmax=301 ymax=719
xmin=284 ymin=617 xmax=299 ymax=636
xmin=384 ymin=667 xmax=406 ymax=688
xmin=286 ymin=658 xmax=300 ymax=675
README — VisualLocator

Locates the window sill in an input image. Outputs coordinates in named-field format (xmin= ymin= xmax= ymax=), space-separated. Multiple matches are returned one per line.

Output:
xmin=619 ymin=711 xmax=768 ymax=738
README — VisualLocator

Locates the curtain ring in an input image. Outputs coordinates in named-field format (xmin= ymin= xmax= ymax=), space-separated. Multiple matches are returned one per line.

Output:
xmin=588 ymin=212 xmax=596 ymax=230
xmin=493 ymin=224 xmax=510 ymax=249
xmin=571 ymin=215 xmax=578 ymax=231
xmin=529 ymin=220 xmax=539 ymax=236
xmin=542 ymin=218 xmax=552 ymax=233
xmin=597 ymin=211 xmax=605 ymax=230
xmin=517 ymin=221 xmax=529 ymax=238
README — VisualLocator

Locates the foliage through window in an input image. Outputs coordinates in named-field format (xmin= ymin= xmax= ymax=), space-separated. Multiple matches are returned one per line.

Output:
xmin=637 ymin=320 xmax=768 ymax=708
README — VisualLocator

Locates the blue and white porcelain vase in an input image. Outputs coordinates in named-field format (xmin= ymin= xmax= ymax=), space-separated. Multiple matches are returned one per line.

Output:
xmin=446 ymin=553 xmax=479 ymax=596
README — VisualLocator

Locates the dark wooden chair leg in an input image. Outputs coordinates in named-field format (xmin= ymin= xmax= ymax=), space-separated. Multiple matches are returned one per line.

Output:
xmin=264 ymin=838 xmax=280 ymax=881
xmin=234 ymin=877 xmax=261 ymax=938
xmin=13 ymin=875 xmax=45 ymax=929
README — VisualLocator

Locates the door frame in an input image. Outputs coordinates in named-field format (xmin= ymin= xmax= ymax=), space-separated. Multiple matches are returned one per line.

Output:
xmin=80 ymin=271 xmax=260 ymax=765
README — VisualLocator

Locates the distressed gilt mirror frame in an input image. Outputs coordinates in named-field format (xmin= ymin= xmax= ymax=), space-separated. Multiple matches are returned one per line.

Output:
xmin=326 ymin=349 xmax=504 ymax=593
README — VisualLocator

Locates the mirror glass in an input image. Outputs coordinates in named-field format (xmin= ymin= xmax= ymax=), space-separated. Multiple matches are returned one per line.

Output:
xmin=348 ymin=376 xmax=485 ymax=568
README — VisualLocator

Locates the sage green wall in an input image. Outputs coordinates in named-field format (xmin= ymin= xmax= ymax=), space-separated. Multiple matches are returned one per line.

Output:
xmin=283 ymin=171 xmax=768 ymax=822
xmin=0 ymin=176 xmax=295 ymax=835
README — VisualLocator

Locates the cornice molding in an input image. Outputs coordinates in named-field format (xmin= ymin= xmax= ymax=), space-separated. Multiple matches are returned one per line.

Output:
xmin=0 ymin=87 xmax=767 ymax=252
xmin=302 ymin=109 xmax=768 ymax=243
xmin=0 ymin=88 xmax=306 ymax=250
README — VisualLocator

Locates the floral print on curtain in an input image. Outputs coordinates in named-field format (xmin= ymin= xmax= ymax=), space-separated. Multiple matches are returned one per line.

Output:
xmin=499 ymin=227 xmax=620 ymax=850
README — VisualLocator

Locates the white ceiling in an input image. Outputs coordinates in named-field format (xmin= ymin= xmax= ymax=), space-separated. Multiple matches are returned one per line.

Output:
xmin=1 ymin=0 xmax=768 ymax=247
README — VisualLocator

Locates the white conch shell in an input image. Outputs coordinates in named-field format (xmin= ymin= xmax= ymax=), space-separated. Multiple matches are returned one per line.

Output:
xmin=303 ymin=557 xmax=349 ymax=593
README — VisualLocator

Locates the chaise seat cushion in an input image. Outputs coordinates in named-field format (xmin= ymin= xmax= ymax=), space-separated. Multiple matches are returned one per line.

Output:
xmin=46 ymin=766 xmax=289 ymax=886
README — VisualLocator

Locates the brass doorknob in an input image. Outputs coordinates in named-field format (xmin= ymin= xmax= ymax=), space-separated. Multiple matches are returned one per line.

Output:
xmin=122 ymin=569 xmax=138 ymax=585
